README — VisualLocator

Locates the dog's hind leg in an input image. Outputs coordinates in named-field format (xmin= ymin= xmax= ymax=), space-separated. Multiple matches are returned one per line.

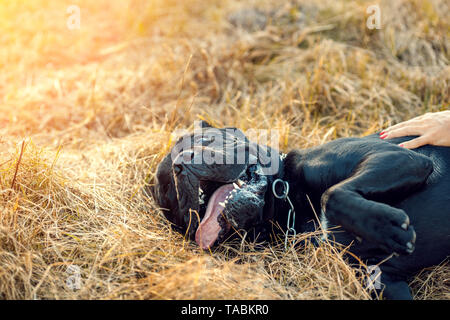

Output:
xmin=320 ymin=150 xmax=433 ymax=255
xmin=379 ymin=272 xmax=413 ymax=300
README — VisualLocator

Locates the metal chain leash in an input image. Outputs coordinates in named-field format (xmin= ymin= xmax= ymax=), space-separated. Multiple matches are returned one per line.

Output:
xmin=272 ymin=178 xmax=296 ymax=250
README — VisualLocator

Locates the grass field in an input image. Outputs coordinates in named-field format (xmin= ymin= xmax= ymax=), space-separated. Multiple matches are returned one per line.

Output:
xmin=0 ymin=0 xmax=448 ymax=299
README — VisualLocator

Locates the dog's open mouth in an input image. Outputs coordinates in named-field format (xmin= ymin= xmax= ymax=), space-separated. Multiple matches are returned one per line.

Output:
xmin=195 ymin=179 xmax=245 ymax=249
xmin=192 ymin=163 xmax=269 ymax=249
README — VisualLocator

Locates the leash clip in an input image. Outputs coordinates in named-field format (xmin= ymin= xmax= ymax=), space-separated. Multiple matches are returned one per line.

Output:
xmin=272 ymin=178 xmax=297 ymax=250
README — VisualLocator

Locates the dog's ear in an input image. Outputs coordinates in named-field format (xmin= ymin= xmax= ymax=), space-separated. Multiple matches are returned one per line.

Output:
xmin=198 ymin=120 xmax=214 ymax=128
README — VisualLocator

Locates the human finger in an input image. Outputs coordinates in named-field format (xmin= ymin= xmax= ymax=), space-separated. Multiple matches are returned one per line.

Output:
xmin=398 ymin=136 xmax=430 ymax=149
xmin=380 ymin=126 xmax=426 ymax=140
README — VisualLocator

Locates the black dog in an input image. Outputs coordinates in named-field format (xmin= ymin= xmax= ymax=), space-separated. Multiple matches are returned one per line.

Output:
xmin=153 ymin=121 xmax=450 ymax=299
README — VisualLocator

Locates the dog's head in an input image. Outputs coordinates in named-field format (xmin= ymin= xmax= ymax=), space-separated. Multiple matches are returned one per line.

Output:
xmin=154 ymin=121 xmax=284 ymax=249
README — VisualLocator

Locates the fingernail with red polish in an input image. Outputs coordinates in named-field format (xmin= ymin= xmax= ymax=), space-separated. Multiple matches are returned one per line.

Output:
xmin=379 ymin=131 xmax=385 ymax=135
xmin=380 ymin=133 xmax=388 ymax=139
xmin=399 ymin=144 xmax=404 ymax=147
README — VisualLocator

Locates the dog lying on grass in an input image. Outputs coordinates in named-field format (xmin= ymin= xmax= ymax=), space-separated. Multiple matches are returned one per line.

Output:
xmin=153 ymin=121 xmax=450 ymax=299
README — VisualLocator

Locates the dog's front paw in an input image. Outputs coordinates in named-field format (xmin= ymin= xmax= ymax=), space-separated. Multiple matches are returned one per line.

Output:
xmin=362 ymin=209 xmax=416 ymax=255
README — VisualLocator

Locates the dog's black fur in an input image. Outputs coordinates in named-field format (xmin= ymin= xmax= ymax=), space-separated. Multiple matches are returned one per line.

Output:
xmin=154 ymin=121 xmax=450 ymax=299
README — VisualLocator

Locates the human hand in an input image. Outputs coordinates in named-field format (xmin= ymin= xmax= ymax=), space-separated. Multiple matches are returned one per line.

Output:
xmin=380 ymin=110 xmax=450 ymax=149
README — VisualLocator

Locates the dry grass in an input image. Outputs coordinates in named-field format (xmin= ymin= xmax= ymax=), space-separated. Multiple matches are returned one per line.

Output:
xmin=0 ymin=0 xmax=448 ymax=299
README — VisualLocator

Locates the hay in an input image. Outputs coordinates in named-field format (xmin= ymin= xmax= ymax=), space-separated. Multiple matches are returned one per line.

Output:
xmin=0 ymin=0 xmax=448 ymax=299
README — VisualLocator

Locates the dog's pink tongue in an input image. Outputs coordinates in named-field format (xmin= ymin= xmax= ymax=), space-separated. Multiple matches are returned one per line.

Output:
xmin=195 ymin=184 xmax=233 ymax=249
